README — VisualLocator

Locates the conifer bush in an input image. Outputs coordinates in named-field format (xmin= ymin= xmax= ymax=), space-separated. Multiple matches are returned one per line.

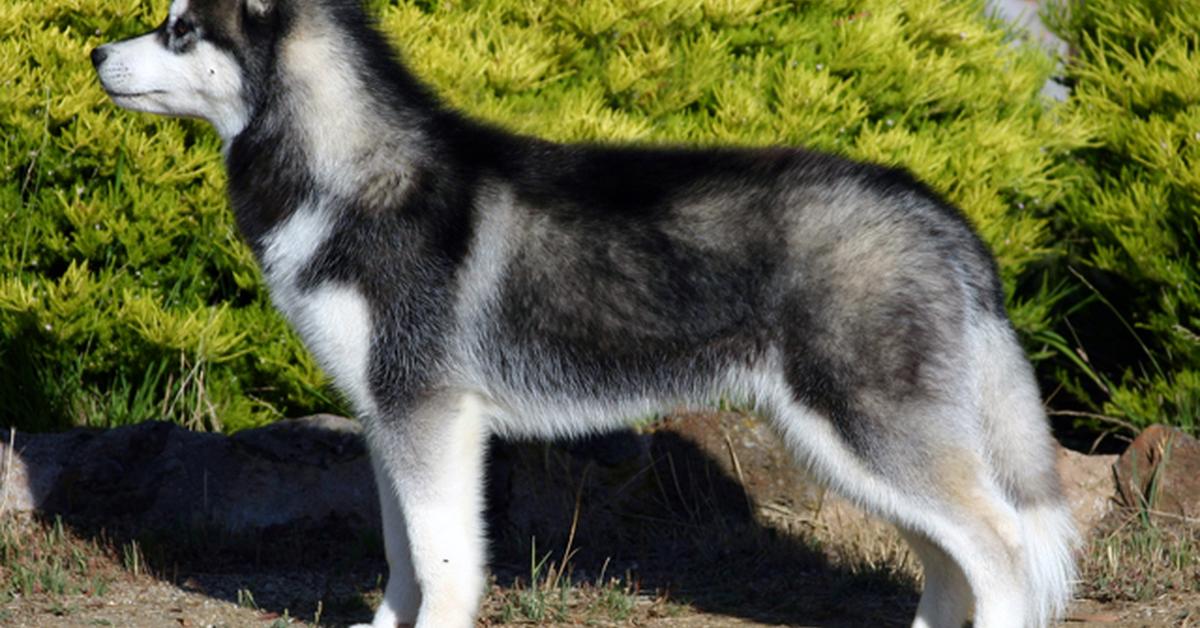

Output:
xmin=1 ymin=0 xmax=1148 ymax=434
xmin=1042 ymin=0 xmax=1200 ymax=434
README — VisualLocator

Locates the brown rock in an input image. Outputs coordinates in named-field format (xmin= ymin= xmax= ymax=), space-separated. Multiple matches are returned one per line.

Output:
xmin=1113 ymin=424 xmax=1200 ymax=520
xmin=1056 ymin=447 xmax=1118 ymax=537
xmin=652 ymin=411 xmax=821 ymax=512
xmin=482 ymin=410 xmax=820 ymax=561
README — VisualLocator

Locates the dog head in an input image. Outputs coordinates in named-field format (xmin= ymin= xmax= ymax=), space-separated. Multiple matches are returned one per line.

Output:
xmin=91 ymin=0 xmax=283 ymax=141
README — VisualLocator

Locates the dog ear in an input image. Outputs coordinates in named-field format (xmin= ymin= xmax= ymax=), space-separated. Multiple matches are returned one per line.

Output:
xmin=245 ymin=0 xmax=273 ymax=18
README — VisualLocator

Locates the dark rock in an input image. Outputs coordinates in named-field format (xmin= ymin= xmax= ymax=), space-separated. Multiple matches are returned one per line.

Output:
xmin=0 ymin=415 xmax=377 ymax=532
xmin=1114 ymin=424 xmax=1200 ymax=520
xmin=1 ymin=410 xmax=1129 ymax=544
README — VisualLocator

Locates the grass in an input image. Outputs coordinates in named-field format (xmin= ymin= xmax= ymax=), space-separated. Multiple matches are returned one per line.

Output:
xmin=1 ymin=516 xmax=110 ymax=597
xmin=2 ymin=419 xmax=1197 ymax=625
xmin=1082 ymin=509 xmax=1200 ymax=603
xmin=485 ymin=469 xmax=657 ymax=624
xmin=0 ymin=515 xmax=120 ymax=614
xmin=486 ymin=543 xmax=656 ymax=624
xmin=0 ymin=511 xmax=652 ymax=625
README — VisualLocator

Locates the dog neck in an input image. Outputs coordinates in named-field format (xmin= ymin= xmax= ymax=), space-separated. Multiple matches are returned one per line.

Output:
xmin=224 ymin=3 xmax=441 ymax=249
xmin=284 ymin=11 xmax=428 ymax=189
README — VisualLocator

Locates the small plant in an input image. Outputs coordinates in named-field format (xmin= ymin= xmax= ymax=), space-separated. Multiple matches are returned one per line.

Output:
xmin=1082 ymin=513 xmax=1200 ymax=602
xmin=312 ymin=599 xmax=323 ymax=627
xmin=492 ymin=536 xmax=645 ymax=624
xmin=236 ymin=586 xmax=258 ymax=609
xmin=589 ymin=577 xmax=637 ymax=621
xmin=121 ymin=539 xmax=143 ymax=577
xmin=513 ymin=537 xmax=571 ymax=622
xmin=0 ymin=516 xmax=118 ymax=601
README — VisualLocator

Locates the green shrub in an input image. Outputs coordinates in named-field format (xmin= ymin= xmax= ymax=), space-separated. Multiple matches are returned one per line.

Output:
xmin=1042 ymin=0 xmax=1200 ymax=434
xmin=0 ymin=0 xmax=1094 ymax=432
xmin=1 ymin=0 xmax=338 ymax=431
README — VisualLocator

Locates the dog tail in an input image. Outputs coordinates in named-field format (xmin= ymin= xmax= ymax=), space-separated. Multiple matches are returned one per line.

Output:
xmin=975 ymin=317 xmax=1078 ymax=627
xmin=1015 ymin=496 xmax=1079 ymax=627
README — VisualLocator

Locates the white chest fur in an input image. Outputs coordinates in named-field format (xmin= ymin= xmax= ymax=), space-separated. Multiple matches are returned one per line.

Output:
xmin=260 ymin=203 xmax=376 ymax=415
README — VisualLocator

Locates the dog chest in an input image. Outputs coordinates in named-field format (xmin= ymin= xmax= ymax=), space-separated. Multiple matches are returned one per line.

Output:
xmin=259 ymin=204 xmax=376 ymax=414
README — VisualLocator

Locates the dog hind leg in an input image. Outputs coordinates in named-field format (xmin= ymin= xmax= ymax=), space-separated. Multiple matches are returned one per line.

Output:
xmin=906 ymin=479 xmax=1028 ymax=628
xmin=899 ymin=530 xmax=972 ymax=628
xmin=974 ymin=318 xmax=1078 ymax=626
xmin=767 ymin=398 xmax=1029 ymax=628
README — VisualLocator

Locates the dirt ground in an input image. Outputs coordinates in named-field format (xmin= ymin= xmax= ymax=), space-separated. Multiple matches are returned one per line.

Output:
xmin=2 ymin=499 xmax=1197 ymax=627
xmin=3 ymin=571 xmax=1198 ymax=627
xmin=3 ymin=417 xmax=1196 ymax=626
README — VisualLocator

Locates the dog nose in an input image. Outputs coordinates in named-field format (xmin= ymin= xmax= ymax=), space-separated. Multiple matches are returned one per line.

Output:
xmin=90 ymin=46 xmax=108 ymax=68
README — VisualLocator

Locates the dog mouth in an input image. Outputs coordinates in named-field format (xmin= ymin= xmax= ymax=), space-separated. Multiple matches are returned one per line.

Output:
xmin=105 ymin=89 xmax=167 ymax=98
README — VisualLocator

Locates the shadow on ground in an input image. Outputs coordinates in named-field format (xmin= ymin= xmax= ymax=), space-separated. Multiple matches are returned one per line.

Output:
xmin=486 ymin=429 xmax=918 ymax=627
xmin=21 ymin=423 xmax=918 ymax=626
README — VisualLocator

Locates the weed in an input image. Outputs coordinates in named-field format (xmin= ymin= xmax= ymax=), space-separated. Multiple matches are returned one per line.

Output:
xmin=236 ymin=586 xmax=258 ymax=609
xmin=0 ymin=516 xmax=119 ymax=601
xmin=1081 ymin=510 xmax=1200 ymax=602
xmin=122 ymin=539 xmax=144 ymax=577
xmin=590 ymin=578 xmax=637 ymax=621
xmin=491 ymin=538 xmax=643 ymax=625
xmin=268 ymin=609 xmax=292 ymax=626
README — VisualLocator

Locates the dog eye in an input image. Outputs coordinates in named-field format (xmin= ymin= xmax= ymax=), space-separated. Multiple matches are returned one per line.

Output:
xmin=171 ymin=18 xmax=194 ymax=39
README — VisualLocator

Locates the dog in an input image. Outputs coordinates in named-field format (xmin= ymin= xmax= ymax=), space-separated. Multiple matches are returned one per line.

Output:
xmin=92 ymin=0 xmax=1077 ymax=625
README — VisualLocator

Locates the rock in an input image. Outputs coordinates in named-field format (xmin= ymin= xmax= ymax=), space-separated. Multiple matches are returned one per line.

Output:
xmin=0 ymin=415 xmax=378 ymax=532
xmin=0 ymin=410 xmax=1130 ymax=545
xmin=0 ymin=425 xmax=93 ymax=515
xmin=651 ymin=411 xmax=821 ymax=512
xmin=1113 ymin=424 xmax=1200 ymax=520
xmin=487 ymin=411 xmax=822 ymax=536
xmin=483 ymin=411 xmax=806 ymax=558
xmin=1056 ymin=447 xmax=1118 ymax=536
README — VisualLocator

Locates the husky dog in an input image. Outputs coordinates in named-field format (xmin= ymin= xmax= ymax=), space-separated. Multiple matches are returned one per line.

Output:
xmin=92 ymin=0 xmax=1077 ymax=625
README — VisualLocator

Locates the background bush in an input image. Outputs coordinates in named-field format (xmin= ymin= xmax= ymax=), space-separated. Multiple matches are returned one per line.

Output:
xmin=0 ymin=0 xmax=1189 ymax=436
xmin=1041 ymin=0 xmax=1200 ymax=436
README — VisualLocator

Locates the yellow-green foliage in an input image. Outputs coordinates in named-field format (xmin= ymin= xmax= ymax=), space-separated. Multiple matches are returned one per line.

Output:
xmin=1 ymin=0 xmax=1092 ymax=431
xmin=1043 ymin=0 xmax=1200 ymax=433
xmin=1 ymin=0 xmax=334 ymax=431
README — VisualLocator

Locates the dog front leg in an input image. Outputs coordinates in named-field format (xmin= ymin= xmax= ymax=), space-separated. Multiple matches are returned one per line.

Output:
xmin=358 ymin=456 xmax=421 ymax=628
xmin=366 ymin=391 xmax=489 ymax=628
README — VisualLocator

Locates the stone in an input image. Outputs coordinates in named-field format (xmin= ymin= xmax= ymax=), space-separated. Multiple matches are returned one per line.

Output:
xmin=1056 ymin=447 xmax=1117 ymax=536
xmin=0 ymin=410 xmax=1131 ymax=544
xmin=482 ymin=411 xmax=810 ymax=562
xmin=1113 ymin=424 xmax=1200 ymax=520
xmin=650 ymin=411 xmax=821 ymax=512
xmin=0 ymin=415 xmax=378 ymax=532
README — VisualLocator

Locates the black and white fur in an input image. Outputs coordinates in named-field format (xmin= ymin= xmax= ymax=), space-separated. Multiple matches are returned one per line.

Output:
xmin=92 ymin=0 xmax=1078 ymax=625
